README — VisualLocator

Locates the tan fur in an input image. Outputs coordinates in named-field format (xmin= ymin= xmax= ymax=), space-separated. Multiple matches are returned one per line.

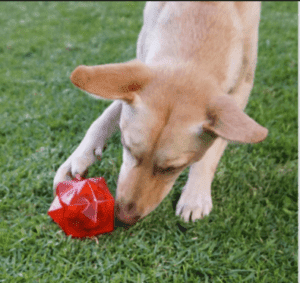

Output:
xmin=70 ymin=60 xmax=153 ymax=103
xmin=203 ymin=95 xmax=268 ymax=143
xmin=56 ymin=2 xmax=268 ymax=224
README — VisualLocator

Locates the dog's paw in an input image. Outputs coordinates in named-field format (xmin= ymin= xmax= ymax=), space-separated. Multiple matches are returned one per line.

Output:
xmin=53 ymin=145 xmax=103 ymax=195
xmin=175 ymin=189 xmax=212 ymax=222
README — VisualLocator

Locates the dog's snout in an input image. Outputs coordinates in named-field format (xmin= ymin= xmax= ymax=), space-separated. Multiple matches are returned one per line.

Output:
xmin=115 ymin=201 xmax=140 ymax=226
xmin=127 ymin=202 xmax=135 ymax=213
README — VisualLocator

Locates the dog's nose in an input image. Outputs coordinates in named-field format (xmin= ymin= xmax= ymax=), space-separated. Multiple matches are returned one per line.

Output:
xmin=115 ymin=201 xmax=141 ymax=226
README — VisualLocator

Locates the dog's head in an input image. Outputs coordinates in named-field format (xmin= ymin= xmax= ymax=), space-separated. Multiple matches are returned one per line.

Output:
xmin=70 ymin=59 xmax=268 ymax=225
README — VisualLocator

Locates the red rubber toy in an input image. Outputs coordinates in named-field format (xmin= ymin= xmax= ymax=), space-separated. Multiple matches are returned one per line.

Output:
xmin=48 ymin=175 xmax=115 ymax=238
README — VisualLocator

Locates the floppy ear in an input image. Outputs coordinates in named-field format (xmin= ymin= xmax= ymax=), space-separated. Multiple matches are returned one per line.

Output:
xmin=203 ymin=95 xmax=268 ymax=143
xmin=70 ymin=59 xmax=153 ymax=103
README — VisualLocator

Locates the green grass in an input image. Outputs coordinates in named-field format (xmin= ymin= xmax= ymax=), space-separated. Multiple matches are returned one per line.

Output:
xmin=0 ymin=2 xmax=297 ymax=282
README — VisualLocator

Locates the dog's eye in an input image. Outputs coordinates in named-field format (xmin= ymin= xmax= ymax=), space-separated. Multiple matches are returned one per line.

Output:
xmin=162 ymin=166 xmax=176 ymax=173
xmin=154 ymin=166 xmax=177 ymax=175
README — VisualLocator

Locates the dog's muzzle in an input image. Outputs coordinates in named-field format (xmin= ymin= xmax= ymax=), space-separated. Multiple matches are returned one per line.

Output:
xmin=114 ymin=201 xmax=141 ymax=226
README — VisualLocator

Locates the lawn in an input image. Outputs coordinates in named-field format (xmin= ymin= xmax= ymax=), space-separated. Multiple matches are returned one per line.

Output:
xmin=0 ymin=2 xmax=297 ymax=282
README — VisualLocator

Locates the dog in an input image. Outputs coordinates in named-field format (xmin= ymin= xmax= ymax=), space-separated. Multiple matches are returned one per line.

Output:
xmin=53 ymin=2 xmax=268 ymax=225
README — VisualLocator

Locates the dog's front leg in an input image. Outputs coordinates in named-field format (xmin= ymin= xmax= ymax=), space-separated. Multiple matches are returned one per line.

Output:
xmin=176 ymin=137 xmax=228 ymax=222
xmin=53 ymin=100 xmax=122 ymax=191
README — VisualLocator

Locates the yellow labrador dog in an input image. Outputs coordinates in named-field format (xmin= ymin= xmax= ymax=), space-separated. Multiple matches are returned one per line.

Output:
xmin=54 ymin=2 xmax=268 ymax=225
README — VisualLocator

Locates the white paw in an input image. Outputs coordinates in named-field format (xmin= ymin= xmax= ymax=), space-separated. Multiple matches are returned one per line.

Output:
xmin=175 ymin=188 xmax=212 ymax=222
xmin=53 ymin=144 xmax=103 ymax=193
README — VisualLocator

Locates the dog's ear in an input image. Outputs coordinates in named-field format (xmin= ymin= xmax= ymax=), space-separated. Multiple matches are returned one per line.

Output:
xmin=70 ymin=59 xmax=153 ymax=103
xmin=203 ymin=95 xmax=268 ymax=143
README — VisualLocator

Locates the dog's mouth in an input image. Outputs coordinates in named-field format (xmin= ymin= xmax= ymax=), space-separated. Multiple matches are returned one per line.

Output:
xmin=114 ymin=215 xmax=141 ymax=229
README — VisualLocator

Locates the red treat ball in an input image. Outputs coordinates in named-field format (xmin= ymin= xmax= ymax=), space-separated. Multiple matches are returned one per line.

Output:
xmin=48 ymin=175 xmax=114 ymax=238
